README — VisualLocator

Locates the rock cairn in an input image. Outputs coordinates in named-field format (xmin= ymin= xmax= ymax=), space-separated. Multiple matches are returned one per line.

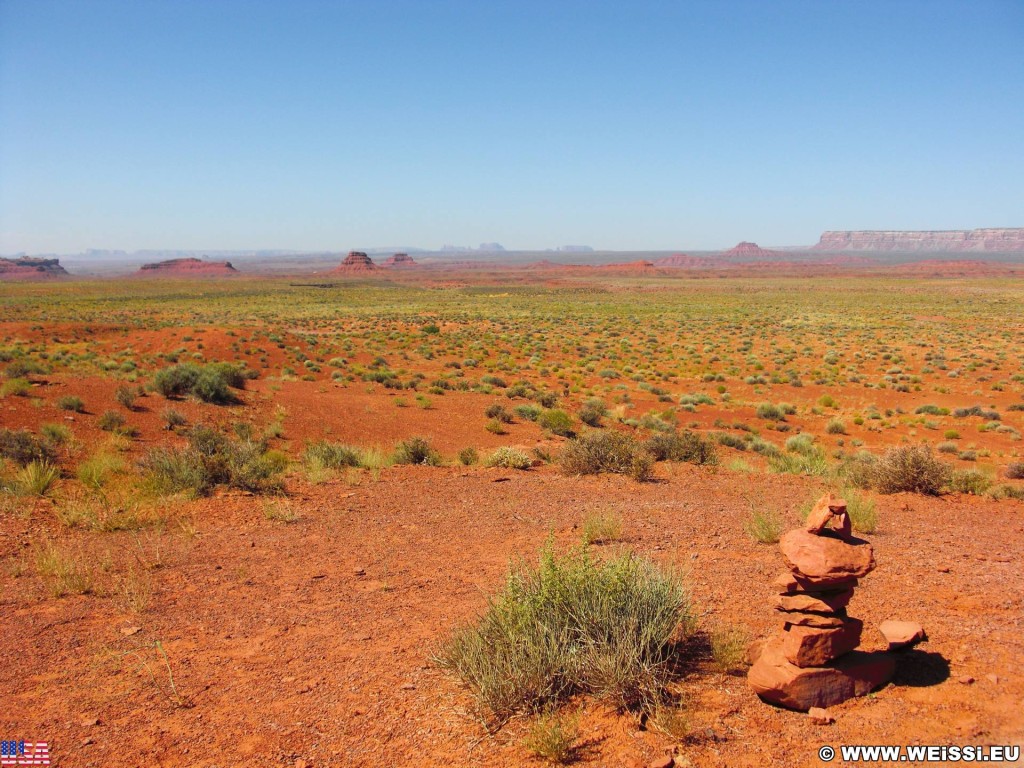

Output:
xmin=748 ymin=493 xmax=896 ymax=710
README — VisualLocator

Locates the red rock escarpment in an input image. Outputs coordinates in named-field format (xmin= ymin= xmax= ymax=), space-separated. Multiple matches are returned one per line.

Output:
xmin=137 ymin=258 xmax=238 ymax=276
xmin=0 ymin=257 xmax=70 ymax=280
xmin=813 ymin=228 xmax=1024 ymax=252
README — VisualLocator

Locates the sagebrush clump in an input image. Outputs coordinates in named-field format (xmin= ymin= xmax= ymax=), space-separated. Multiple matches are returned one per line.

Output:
xmin=559 ymin=431 xmax=653 ymax=482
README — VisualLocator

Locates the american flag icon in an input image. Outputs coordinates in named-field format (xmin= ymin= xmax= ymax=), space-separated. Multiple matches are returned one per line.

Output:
xmin=0 ymin=741 xmax=50 ymax=766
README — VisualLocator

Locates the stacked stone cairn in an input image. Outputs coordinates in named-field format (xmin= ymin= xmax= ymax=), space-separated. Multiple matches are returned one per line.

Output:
xmin=748 ymin=493 xmax=896 ymax=710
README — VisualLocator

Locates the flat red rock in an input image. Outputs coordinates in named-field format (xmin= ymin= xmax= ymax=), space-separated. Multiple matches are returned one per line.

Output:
xmin=878 ymin=620 xmax=925 ymax=650
xmin=748 ymin=638 xmax=896 ymax=711
xmin=780 ymin=529 xmax=875 ymax=583
xmin=776 ymin=588 xmax=854 ymax=614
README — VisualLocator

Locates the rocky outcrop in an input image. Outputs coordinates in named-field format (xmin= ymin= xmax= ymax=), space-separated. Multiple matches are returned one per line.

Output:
xmin=653 ymin=253 xmax=715 ymax=268
xmin=813 ymin=228 xmax=1024 ymax=252
xmin=137 ymin=258 xmax=238 ymax=276
xmin=382 ymin=252 xmax=416 ymax=268
xmin=748 ymin=494 xmax=896 ymax=710
xmin=0 ymin=257 xmax=69 ymax=280
xmin=334 ymin=251 xmax=377 ymax=272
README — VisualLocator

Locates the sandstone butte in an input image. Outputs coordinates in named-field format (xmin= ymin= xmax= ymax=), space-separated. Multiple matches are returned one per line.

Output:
xmin=333 ymin=251 xmax=377 ymax=272
xmin=813 ymin=227 xmax=1024 ymax=252
xmin=0 ymin=257 xmax=70 ymax=281
xmin=721 ymin=241 xmax=785 ymax=259
xmin=136 ymin=257 xmax=238 ymax=277
xmin=382 ymin=252 xmax=417 ymax=268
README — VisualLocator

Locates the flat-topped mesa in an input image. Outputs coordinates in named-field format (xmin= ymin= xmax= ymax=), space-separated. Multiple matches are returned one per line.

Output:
xmin=0 ymin=257 xmax=70 ymax=280
xmin=382 ymin=252 xmax=416 ymax=268
xmin=748 ymin=493 xmax=895 ymax=710
xmin=335 ymin=251 xmax=377 ymax=271
xmin=813 ymin=228 xmax=1024 ymax=252
xmin=136 ymin=257 xmax=238 ymax=276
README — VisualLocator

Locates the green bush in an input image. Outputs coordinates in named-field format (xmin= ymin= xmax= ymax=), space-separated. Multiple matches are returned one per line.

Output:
xmin=872 ymin=446 xmax=949 ymax=495
xmin=458 ymin=447 xmax=479 ymax=466
xmin=485 ymin=447 xmax=533 ymax=470
xmin=560 ymin=431 xmax=653 ymax=482
xmin=756 ymin=403 xmax=785 ymax=421
xmin=115 ymin=384 xmax=137 ymax=410
xmin=392 ymin=436 xmax=442 ymax=466
xmin=0 ymin=378 xmax=31 ymax=398
xmin=436 ymin=542 xmax=691 ymax=722
xmin=485 ymin=403 xmax=514 ymax=423
xmin=538 ymin=409 xmax=575 ymax=437
xmin=644 ymin=431 xmax=718 ymax=465
xmin=946 ymin=469 xmax=993 ymax=496
xmin=153 ymin=362 xmax=250 ymax=404
xmin=515 ymin=404 xmax=542 ymax=421
xmin=1005 ymin=462 xmax=1024 ymax=480
xmin=304 ymin=440 xmax=361 ymax=470
xmin=56 ymin=395 xmax=85 ymax=412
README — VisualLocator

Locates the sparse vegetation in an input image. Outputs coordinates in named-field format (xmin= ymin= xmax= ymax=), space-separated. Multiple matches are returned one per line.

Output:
xmin=436 ymin=541 xmax=691 ymax=722
xmin=871 ymin=445 xmax=950 ymax=495
xmin=559 ymin=431 xmax=653 ymax=482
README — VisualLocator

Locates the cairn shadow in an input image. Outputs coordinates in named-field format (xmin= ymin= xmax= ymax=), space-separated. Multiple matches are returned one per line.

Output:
xmin=893 ymin=649 xmax=950 ymax=687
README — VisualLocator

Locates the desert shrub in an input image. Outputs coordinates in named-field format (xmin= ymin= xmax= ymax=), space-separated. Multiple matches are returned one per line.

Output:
xmin=515 ymin=404 xmax=542 ymax=421
xmin=458 ymin=447 xmax=479 ymax=466
xmin=485 ymin=447 xmax=533 ymax=470
xmin=825 ymin=418 xmax=847 ymax=435
xmin=784 ymin=434 xmax=817 ymax=456
xmin=153 ymin=362 xmax=248 ymax=404
xmin=304 ymin=440 xmax=361 ymax=470
xmin=936 ymin=441 xmax=958 ymax=454
xmin=98 ymin=410 xmax=129 ymax=434
xmin=141 ymin=427 xmax=285 ymax=496
xmin=644 ymin=431 xmax=718 ymax=466
xmin=56 ymin=395 xmax=85 ymax=412
xmin=946 ymin=469 xmax=993 ymax=496
xmin=714 ymin=432 xmax=747 ymax=451
xmin=953 ymin=405 xmax=999 ymax=420
xmin=871 ymin=446 xmax=949 ymax=495
xmin=485 ymin=403 xmax=514 ymax=423
xmin=161 ymin=408 xmax=187 ymax=429
xmin=35 ymin=541 xmax=93 ymax=597
xmin=1004 ymin=462 xmax=1024 ymax=480
xmin=578 ymin=399 xmax=607 ymax=428
xmin=957 ymin=450 xmax=977 ymax=462
xmin=560 ymin=431 xmax=653 ymax=482
xmin=915 ymin=404 xmax=949 ymax=416
xmin=755 ymin=403 xmax=785 ymax=421
xmin=392 ymin=436 xmax=442 ymax=466
xmin=485 ymin=418 xmax=507 ymax=435
xmin=536 ymin=391 xmax=559 ymax=409
xmin=0 ymin=429 xmax=55 ymax=466
xmin=0 ymin=378 xmax=31 ymax=398
xmin=481 ymin=375 xmax=507 ymax=388
xmin=115 ymin=384 xmax=137 ymax=410
xmin=435 ymin=542 xmax=691 ymax=722
xmin=538 ymin=409 xmax=575 ymax=437
xmin=991 ymin=484 xmax=1024 ymax=501
xmin=768 ymin=448 xmax=828 ymax=477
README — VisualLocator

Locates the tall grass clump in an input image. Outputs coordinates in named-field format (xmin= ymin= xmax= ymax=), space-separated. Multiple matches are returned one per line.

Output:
xmin=14 ymin=460 xmax=61 ymax=497
xmin=304 ymin=440 xmax=361 ymax=471
xmin=436 ymin=542 xmax=691 ymax=723
xmin=871 ymin=445 xmax=949 ymax=495
xmin=559 ymin=431 xmax=653 ymax=482
xmin=485 ymin=446 xmax=533 ymax=470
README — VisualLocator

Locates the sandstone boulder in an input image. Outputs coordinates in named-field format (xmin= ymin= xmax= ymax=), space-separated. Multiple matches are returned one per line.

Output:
xmin=776 ymin=588 xmax=854 ymax=614
xmin=780 ymin=611 xmax=846 ymax=629
xmin=748 ymin=639 xmax=896 ymax=710
xmin=804 ymin=493 xmax=852 ymax=539
xmin=780 ymin=529 xmax=875 ymax=583
xmin=781 ymin=619 xmax=863 ymax=668
xmin=772 ymin=571 xmax=857 ymax=594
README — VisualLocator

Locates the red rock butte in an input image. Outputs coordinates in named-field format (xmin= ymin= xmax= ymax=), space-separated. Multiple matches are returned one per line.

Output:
xmin=136 ymin=258 xmax=238 ymax=277
xmin=333 ymin=251 xmax=377 ymax=272
xmin=382 ymin=253 xmax=417 ymax=268
xmin=722 ymin=242 xmax=783 ymax=259
xmin=0 ymin=257 xmax=69 ymax=281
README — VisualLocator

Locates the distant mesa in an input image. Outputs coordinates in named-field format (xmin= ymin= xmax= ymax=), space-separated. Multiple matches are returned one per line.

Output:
xmin=0 ymin=256 xmax=70 ymax=281
xmin=813 ymin=228 xmax=1024 ymax=252
xmin=137 ymin=257 xmax=238 ymax=276
xmin=722 ymin=241 xmax=783 ymax=259
xmin=382 ymin=252 xmax=417 ymax=268
xmin=557 ymin=245 xmax=594 ymax=253
xmin=333 ymin=251 xmax=378 ymax=272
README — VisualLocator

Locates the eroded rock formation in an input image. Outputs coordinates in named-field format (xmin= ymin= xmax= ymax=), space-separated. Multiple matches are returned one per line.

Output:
xmin=137 ymin=258 xmax=238 ymax=276
xmin=813 ymin=228 xmax=1024 ymax=252
xmin=0 ymin=257 xmax=69 ymax=280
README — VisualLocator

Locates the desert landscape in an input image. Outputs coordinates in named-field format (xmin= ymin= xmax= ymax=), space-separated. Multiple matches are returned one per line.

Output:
xmin=2 ymin=258 xmax=1023 ymax=767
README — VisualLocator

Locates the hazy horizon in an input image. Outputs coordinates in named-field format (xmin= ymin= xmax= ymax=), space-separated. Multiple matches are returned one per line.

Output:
xmin=2 ymin=1 xmax=1023 ymax=254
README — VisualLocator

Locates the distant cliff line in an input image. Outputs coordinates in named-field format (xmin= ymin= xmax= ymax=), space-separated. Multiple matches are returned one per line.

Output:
xmin=814 ymin=228 xmax=1024 ymax=252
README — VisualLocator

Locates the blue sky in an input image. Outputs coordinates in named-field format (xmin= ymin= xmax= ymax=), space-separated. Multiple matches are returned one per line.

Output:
xmin=1 ymin=0 xmax=1022 ymax=253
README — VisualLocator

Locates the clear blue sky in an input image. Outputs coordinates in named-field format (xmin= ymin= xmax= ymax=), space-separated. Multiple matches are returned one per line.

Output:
xmin=2 ymin=0 xmax=1022 ymax=254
